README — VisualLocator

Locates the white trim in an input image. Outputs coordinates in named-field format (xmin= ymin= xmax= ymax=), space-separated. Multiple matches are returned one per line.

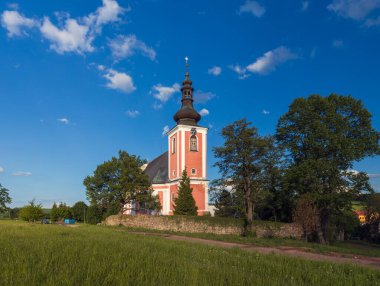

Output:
xmin=204 ymin=181 xmax=209 ymax=210
xmin=168 ymin=124 xmax=208 ymax=135
xmin=167 ymin=134 xmax=170 ymax=180
xmin=177 ymin=131 xmax=180 ymax=180
xmin=181 ymin=129 xmax=185 ymax=174
xmin=202 ymin=130 xmax=207 ymax=178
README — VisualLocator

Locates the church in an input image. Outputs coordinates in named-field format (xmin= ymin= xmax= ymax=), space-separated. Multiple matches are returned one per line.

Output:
xmin=143 ymin=64 xmax=210 ymax=215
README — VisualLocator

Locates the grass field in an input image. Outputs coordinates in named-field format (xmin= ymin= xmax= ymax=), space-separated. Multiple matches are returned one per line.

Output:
xmin=122 ymin=226 xmax=380 ymax=258
xmin=0 ymin=221 xmax=379 ymax=286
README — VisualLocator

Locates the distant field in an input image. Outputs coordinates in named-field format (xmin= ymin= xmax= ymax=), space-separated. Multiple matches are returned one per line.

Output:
xmin=0 ymin=221 xmax=379 ymax=286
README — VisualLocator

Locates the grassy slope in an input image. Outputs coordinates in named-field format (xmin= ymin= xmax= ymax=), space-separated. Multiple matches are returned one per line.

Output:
xmin=0 ymin=221 xmax=379 ymax=286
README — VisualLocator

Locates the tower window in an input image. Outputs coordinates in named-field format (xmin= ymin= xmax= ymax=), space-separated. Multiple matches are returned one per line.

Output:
xmin=172 ymin=137 xmax=176 ymax=154
xmin=190 ymin=135 xmax=197 ymax=151
xmin=191 ymin=168 xmax=196 ymax=175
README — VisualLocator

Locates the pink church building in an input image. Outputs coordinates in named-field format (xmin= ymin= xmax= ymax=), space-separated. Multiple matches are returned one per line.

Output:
xmin=143 ymin=67 xmax=209 ymax=215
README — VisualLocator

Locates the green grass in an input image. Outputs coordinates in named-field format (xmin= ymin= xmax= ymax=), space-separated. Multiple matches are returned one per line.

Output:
xmin=123 ymin=226 xmax=380 ymax=258
xmin=0 ymin=221 xmax=379 ymax=286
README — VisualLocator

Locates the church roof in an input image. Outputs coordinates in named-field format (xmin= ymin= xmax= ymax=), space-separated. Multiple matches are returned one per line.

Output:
xmin=144 ymin=151 xmax=168 ymax=184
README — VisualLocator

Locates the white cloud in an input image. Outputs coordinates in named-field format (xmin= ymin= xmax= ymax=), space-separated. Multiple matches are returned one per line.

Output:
xmin=229 ymin=64 xmax=250 ymax=79
xmin=302 ymin=1 xmax=310 ymax=11
xmin=125 ymin=110 xmax=140 ymax=118
xmin=238 ymin=1 xmax=266 ymax=18
xmin=0 ymin=166 xmax=4 ymax=173
xmin=40 ymin=17 xmax=94 ymax=54
xmin=327 ymin=0 xmax=380 ymax=20
xmin=193 ymin=91 xmax=216 ymax=104
xmin=246 ymin=46 xmax=298 ymax=75
xmin=199 ymin=108 xmax=210 ymax=116
xmin=92 ymin=0 xmax=126 ymax=28
xmin=208 ymin=66 xmax=222 ymax=76
xmin=153 ymin=102 xmax=163 ymax=110
xmin=162 ymin=125 xmax=170 ymax=136
xmin=12 ymin=171 xmax=32 ymax=177
xmin=365 ymin=15 xmax=380 ymax=25
xmin=109 ymin=34 xmax=156 ymax=61
xmin=97 ymin=64 xmax=106 ymax=71
xmin=1 ymin=10 xmax=36 ymax=37
xmin=152 ymin=83 xmax=180 ymax=103
xmin=58 ymin=118 xmax=69 ymax=124
xmin=104 ymin=69 xmax=136 ymax=93
xmin=262 ymin=109 xmax=270 ymax=115
xmin=332 ymin=39 xmax=344 ymax=48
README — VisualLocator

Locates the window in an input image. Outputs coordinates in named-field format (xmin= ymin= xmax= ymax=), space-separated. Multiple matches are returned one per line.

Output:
xmin=172 ymin=137 xmax=176 ymax=154
xmin=191 ymin=168 xmax=196 ymax=175
xmin=190 ymin=135 xmax=197 ymax=151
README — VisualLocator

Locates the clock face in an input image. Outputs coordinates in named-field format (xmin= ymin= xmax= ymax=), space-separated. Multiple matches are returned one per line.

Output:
xmin=191 ymin=128 xmax=196 ymax=135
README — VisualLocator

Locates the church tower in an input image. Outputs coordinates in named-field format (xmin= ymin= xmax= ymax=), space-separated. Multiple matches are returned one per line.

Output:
xmin=166 ymin=59 xmax=209 ymax=215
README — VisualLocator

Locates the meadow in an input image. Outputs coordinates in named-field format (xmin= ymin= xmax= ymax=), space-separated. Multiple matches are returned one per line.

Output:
xmin=0 ymin=221 xmax=379 ymax=286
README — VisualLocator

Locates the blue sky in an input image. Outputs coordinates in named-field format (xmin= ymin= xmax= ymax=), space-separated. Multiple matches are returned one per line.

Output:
xmin=0 ymin=0 xmax=379 ymax=207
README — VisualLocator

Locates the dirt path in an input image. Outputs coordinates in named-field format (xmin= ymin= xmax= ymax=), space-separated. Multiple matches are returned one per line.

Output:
xmin=130 ymin=231 xmax=380 ymax=270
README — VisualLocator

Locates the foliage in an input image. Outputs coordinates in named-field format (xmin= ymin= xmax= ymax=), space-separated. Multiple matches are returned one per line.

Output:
xmin=1 ymin=221 xmax=380 ymax=285
xmin=50 ymin=202 xmax=72 ymax=222
xmin=213 ymin=188 xmax=243 ymax=218
xmin=18 ymin=200 xmax=44 ymax=222
xmin=213 ymin=119 xmax=275 ymax=235
xmin=364 ymin=193 xmax=380 ymax=242
xmin=293 ymin=194 xmax=320 ymax=242
xmin=0 ymin=184 xmax=12 ymax=213
xmin=71 ymin=201 xmax=88 ymax=222
xmin=86 ymin=205 xmax=103 ymax=224
xmin=84 ymin=150 xmax=157 ymax=215
xmin=173 ymin=169 xmax=198 ymax=216
xmin=276 ymin=94 xmax=379 ymax=243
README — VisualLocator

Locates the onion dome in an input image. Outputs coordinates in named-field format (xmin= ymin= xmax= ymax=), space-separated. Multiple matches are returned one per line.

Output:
xmin=173 ymin=58 xmax=201 ymax=126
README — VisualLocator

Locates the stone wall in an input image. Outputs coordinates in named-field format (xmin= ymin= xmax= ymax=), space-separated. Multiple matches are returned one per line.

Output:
xmin=104 ymin=215 xmax=303 ymax=239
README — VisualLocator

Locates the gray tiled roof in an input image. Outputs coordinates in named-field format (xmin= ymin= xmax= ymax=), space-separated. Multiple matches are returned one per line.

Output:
xmin=144 ymin=151 xmax=168 ymax=184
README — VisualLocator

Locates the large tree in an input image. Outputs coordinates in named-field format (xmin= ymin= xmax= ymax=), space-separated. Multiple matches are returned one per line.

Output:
xmin=84 ymin=150 xmax=159 ymax=215
xmin=277 ymin=94 xmax=379 ymax=243
xmin=213 ymin=119 xmax=271 ymax=234
xmin=0 ymin=184 xmax=12 ymax=213
xmin=173 ymin=169 xmax=198 ymax=216
xmin=71 ymin=201 xmax=88 ymax=222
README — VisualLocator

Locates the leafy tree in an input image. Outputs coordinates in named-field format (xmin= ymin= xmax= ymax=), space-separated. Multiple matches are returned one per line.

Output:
xmin=71 ymin=201 xmax=88 ymax=222
xmin=84 ymin=151 xmax=158 ymax=215
xmin=50 ymin=202 xmax=59 ymax=222
xmin=293 ymin=194 xmax=320 ymax=241
xmin=19 ymin=200 xmax=44 ymax=222
xmin=277 ymin=94 xmax=379 ymax=243
xmin=0 ymin=184 xmax=12 ymax=213
xmin=173 ymin=169 xmax=198 ymax=216
xmin=86 ymin=205 xmax=103 ymax=224
xmin=214 ymin=189 xmax=240 ymax=218
xmin=213 ymin=119 xmax=270 ymax=235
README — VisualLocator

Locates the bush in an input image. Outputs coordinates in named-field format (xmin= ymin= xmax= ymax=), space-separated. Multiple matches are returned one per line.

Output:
xmin=87 ymin=205 xmax=103 ymax=224
xmin=19 ymin=200 xmax=44 ymax=222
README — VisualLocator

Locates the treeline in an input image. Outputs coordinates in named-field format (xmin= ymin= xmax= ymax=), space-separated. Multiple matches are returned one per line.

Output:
xmin=211 ymin=94 xmax=380 ymax=244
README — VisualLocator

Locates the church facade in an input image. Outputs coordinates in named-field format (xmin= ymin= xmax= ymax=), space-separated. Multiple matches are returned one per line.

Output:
xmin=143 ymin=67 xmax=209 ymax=215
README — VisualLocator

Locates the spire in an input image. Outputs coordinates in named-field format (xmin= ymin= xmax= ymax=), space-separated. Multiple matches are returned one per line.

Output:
xmin=173 ymin=57 xmax=201 ymax=126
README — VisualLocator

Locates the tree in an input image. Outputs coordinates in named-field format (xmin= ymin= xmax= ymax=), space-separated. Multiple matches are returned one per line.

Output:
xmin=277 ymin=94 xmax=379 ymax=243
xmin=84 ymin=150 xmax=159 ymax=215
xmin=214 ymin=189 xmax=240 ymax=218
xmin=0 ymin=184 xmax=12 ymax=213
xmin=86 ymin=205 xmax=103 ymax=224
xmin=19 ymin=200 xmax=44 ymax=222
xmin=50 ymin=202 xmax=59 ymax=222
xmin=173 ymin=169 xmax=198 ymax=216
xmin=293 ymin=194 xmax=320 ymax=241
xmin=71 ymin=201 xmax=88 ymax=222
xmin=213 ymin=119 xmax=271 ymax=235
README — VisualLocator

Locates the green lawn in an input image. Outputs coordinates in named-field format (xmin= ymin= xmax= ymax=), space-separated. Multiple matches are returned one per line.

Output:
xmin=0 ymin=221 xmax=379 ymax=286
xmin=122 ymin=226 xmax=380 ymax=258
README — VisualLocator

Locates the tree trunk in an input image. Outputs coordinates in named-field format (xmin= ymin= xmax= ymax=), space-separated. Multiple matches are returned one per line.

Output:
xmin=243 ymin=185 xmax=253 ymax=236
xmin=318 ymin=210 xmax=329 ymax=244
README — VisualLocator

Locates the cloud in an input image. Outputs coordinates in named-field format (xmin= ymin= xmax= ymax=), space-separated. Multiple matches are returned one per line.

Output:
xmin=104 ymin=69 xmax=136 ymax=93
xmin=12 ymin=171 xmax=32 ymax=177
xmin=162 ymin=125 xmax=170 ymax=136
xmin=229 ymin=64 xmax=250 ymax=79
xmin=238 ymin=1 xmax=266 ymax=18
xmin=302 ymin=1 xmax=310 ymax=11
xmin=199 ymin=108 xmax=210 ymax=116
xmin=208 ymin=66 xmax=222 ymax=76
xmin=109 ymin=34 xmax=156 ymax=61
xmin=0 ymin=166 xmax=4 ymax=173
xmin=152 ymin=83 xmax=180 ymax=103
xmin=97 ymin=64 xmax=106 ymax=71
xmin=1 ymin=10 xmax=37 ymax=37
xmin=332 ymin=39 xmax=344 ymax=48
xmin=262 ymin=109 xmax=270 ymax=115
xmin=153 ymin=102 xmax=163 ymax=110
xmin=40 ymin=17 xmax=94 ymax=54
xmin=246 ymin=46 xmax=298 ymax=75
xmin=125 ymin=110 xmax=140 ymax=118
xmin=193 ymin=90 xmax=216 ymax=104
xmin=327 ymin=0 xmax=380 ymax=21
xmin=91 ymin=0 xmax=126 ymax=28
xmin=58 ymin=118 xmax=69 ymax=124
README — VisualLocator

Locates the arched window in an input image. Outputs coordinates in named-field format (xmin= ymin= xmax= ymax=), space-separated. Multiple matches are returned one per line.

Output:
xmin=172 ymin=137 xmax=176 ymax=154
xmin=190 ymin=135 xmax=197 ymax=151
